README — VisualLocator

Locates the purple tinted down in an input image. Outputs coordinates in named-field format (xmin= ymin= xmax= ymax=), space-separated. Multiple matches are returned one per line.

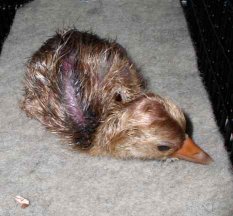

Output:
xmin=61 ymin=58 xmax=85 ymax=125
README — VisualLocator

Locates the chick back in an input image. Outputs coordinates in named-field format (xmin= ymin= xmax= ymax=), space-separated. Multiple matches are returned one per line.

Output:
xmin=20 ymin=29 xmax=144 ymax=149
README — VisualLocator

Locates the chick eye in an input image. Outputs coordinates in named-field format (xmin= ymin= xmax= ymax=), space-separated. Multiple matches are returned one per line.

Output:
xmin=115 ymin=93 xmax=122 ymax=102
xmin=157 ymin=145 xmax=171 ymax=152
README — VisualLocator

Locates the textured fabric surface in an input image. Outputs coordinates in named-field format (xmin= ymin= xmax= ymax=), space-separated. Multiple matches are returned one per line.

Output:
xmin=0 ymin=0 xmax=233 ymax=215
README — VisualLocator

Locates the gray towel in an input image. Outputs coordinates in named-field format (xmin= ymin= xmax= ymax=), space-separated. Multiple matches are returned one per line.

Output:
xmin=0 ymin=0 xmax=233 ymax=215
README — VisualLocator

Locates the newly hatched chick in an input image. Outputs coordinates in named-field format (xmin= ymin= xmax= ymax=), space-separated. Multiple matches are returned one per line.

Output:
xmin=20 ymin=29 xmax=212 ymax=164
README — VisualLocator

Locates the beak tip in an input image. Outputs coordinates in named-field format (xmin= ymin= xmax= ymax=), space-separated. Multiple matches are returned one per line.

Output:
xmin=204 ymin=155 xmax=214 ymax=165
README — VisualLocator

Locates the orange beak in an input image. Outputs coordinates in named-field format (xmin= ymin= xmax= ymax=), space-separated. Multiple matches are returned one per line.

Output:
xmin=170 ymin=137 xmax=213 ymax=165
